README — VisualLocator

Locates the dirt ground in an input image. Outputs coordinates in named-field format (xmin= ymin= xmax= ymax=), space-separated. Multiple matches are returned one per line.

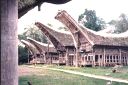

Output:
xmin=18 ymin=65 xmax=42 ymax=76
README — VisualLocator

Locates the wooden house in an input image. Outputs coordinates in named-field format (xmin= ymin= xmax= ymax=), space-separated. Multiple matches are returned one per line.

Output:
xmin=27 ymin=37 xmax=60 ymax=65
xmin=20 ymin=40 xmax=40 ymax=64
xmin=55 ymin=10 xmax=128 ymax=67
xmin=35 ymin=22 xmax=76 ymax=66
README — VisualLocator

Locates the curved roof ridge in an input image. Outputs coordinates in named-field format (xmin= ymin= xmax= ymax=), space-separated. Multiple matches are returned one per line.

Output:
xmin=21 ymin=39 xmax=40 ymax=53
xmin=55 ymin=10 xmax=128 ymax=47
xmin=27 ymin=37 xmax=54 ymax=47
xmin=35 ymin=22 xmax=74 ymax=46
xmin=45 ymin=24 xmax=71 ymax=34
xmin=27 ymin=37 xmax=57 ymax=53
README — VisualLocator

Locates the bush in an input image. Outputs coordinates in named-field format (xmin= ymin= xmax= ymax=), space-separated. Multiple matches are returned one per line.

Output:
xmin=18 ymin=45 xmax=28 ymax=64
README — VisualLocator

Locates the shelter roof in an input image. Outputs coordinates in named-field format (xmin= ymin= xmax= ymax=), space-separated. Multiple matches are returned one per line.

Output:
xmin=55 ymin=10 xmax=128 ymax=47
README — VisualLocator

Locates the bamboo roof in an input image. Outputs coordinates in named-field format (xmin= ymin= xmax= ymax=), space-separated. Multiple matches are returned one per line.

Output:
xmin=55 ymin=10 xmax=128 ymax=47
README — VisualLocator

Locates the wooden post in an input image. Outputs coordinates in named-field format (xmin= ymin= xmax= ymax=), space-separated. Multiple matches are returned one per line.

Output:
xmin=126 ymin=53 xmax=128 ymax=65
xmin=126 ymin=54 xmax=128 ymax=65
xmin=73 ymin=49 xmax=76 ymax=66
xmin=27 ymin=50 xmax=30 ymax=64
xmin=47 ymin=41 xmax=51 ymax=64
xmin=1 ymin=0 xmax=18 ymax=85
xmin=42 ymin=54 xmax=44 ymax=63
xmin=103 ymin=48 xmax=106 ymax=67
xmin=98 ymin=55 xmax=100 ymax=67
xmin=108 ymin=55 xmax=110 ymax=66
xmin=115 ymin=55 xmax=116 ymax=64
xmin=75 ymin=47 xmax=79 ymax=67
xmin=93 ymin=54 xmax=95 ymax=67
xmin=119 ymin=49 xmax=122 ymax=65
xmin=65 ymin=49 xmax=69 ymax=66
xmin=34 ymin=54 xmax=37 ymax=65
xmin=58 ymin=53 xmax=61 ymax=66
xmin=112 ymin=55 xmax=114 ymax=65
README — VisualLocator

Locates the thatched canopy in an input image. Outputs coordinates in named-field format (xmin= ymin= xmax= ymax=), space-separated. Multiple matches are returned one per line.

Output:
xmin=27 ymin=37 xmax=57 ymax=53
xmin=20 ymin=40 xmax=40 ymax=54
xmin=35 ymin=22 xmax=74 ymax=46
xmin=55 ymin=10 xmax=128 ymax=47
xmin=80 ymin=26 xmax=128 ymax=47
xmin=18 ymin=0 xmax=71 ymax=18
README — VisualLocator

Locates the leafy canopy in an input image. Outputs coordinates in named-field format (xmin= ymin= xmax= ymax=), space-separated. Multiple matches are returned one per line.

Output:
xmin=108 ymin=13 xmax=128 ymax=33
xmin=78 ymin=9 xmax=106 ymax=31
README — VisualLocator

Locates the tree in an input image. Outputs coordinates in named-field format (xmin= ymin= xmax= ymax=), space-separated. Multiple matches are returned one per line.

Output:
xmin=18 ymin=45 xmax=28 ymax=64
xmin=1 ymin=0 xmax=70 ymax=85
xmin=22 ymin=24 xmax=48 ymax=43
xmin=109 ymin=13 xmax=128 ymax=33
xmin=78 ymin=9 xmax=106 ymax=31
xmin=18 ymin=24 xmax=48 ymax=64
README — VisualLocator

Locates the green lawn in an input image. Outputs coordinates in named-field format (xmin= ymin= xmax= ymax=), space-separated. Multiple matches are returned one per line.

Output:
xmin=19 ymin=65 xmax=128 ymax=85
xmin=45 ymin=65 xmax=128 ymax=80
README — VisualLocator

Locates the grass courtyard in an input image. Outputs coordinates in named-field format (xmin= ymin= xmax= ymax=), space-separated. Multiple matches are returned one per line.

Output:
xmin=19 ymin=65 xmax=128 ymax=85
xmin=47 ymin=65 xmax=128 ymax=80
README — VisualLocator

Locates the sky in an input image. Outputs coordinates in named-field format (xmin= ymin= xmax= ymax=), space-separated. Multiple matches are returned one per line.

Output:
xmin=18 ymin=0 xmax=128 ymax=34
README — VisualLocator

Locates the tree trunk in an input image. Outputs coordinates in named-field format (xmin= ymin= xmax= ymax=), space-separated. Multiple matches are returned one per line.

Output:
xmin=1 ymin=0 xmax=18 ymax=85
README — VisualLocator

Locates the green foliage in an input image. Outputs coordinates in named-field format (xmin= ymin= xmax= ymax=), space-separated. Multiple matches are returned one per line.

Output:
xmin=109 ymin=13 xmax=128 ymax=33
xmin=19 ymin=24 xmax=48 ymax=43
xmin=18 ymin=24 xmax=48 ymax=64
xmin=78 ymin=9 xmax=106 ymax=31
xmin=18 ymin=34 xmax=27 ymax=40
xmin=18 ymin=45 xmax=28 ymax=64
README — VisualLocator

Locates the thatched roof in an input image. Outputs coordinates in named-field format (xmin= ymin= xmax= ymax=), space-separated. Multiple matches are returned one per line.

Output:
xmin=18 ymin=0 xmax=71 ymax=18
xmin=55 ymin=10 xmax=128 ymax=47
xmin=20 ymin=40 xmax=40 ymax=54
xmin=35 ymin=22 xmax=74 ymax=47
xmin=27 ymin=37 xmax=57 ymax=53
xmin=80 ymin=25 xmax=128 ymax=47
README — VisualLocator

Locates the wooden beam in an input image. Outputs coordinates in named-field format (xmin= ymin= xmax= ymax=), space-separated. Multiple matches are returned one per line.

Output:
xmin=119 ymin=49 xmax=122 ymax=65
xmin=103 ymin=48 xmax=106 ymax=67
xmin=65 ymin=48 xmax=69 ymax=66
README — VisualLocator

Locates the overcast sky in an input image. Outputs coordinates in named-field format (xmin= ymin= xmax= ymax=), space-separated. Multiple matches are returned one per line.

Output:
xmin=18 ymin=0 xmax=128 ymax=34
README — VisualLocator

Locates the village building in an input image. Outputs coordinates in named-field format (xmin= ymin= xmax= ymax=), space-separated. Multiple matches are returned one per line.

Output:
xmin=20 ymin=40 xmax=40 ymax=64
xmin=35 ymin=22 xmax=76 ymax=66
xmin=27 ymin=37 xmax=61 ymax=65
xmin=21 ymin=10 xmax=128 ymax=67
xmin=55 ymin=10 xmax=128 ymax=67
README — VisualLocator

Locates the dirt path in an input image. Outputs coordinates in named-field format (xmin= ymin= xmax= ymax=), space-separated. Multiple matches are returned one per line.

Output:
xmin=18 ymin=65 xmax=43 ymax=76
xmin=26 ymin=66 xmax=128 ymax=84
